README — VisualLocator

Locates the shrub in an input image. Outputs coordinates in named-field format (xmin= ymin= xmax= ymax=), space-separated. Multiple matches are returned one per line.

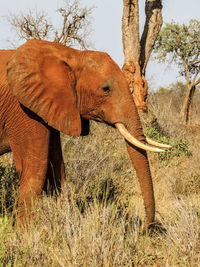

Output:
xmin=145 ymin=117 xmax=192 ymax=166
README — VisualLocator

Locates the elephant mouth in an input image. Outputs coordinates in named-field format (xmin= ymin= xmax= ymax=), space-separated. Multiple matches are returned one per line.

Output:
xmin=115 ymin=123 xmax=171 ymax=152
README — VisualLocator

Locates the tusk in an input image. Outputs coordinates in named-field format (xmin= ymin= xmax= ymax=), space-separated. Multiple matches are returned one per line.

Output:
xmin=115 ymin=123 xmax=165 ymax=153
xmin=146 ymin=137 xmax=172 ymax=149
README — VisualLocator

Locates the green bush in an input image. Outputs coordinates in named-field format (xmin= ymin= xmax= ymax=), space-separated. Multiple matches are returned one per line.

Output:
xmin=145 ymin=118 xmax=192 ymax=166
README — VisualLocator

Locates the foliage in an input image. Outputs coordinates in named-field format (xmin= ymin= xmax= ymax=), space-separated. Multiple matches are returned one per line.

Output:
xmin=7 ymin=0 xmax=94 ymax=49
xmin=153 ymin=20 xmax=200 ymax=124
xmin=157 ymin=81 xmax=187 ymax=96
xmin=153 ymin=19 xmax=200 ymax=79
xmin=145 ymin=118 xmax=192 ymax=165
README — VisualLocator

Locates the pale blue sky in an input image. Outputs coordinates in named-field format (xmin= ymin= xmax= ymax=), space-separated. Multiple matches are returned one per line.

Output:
xmin=0 ymin=0 xmax=200 ymax=90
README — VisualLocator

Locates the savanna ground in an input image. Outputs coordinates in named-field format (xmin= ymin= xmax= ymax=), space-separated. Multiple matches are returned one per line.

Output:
xmin=0 ymin=88 xmax=200 ymax=266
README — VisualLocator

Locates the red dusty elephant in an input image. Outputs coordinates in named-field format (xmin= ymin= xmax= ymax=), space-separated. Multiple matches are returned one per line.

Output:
xmin=0 ymin=39 xmax=170 ymax=227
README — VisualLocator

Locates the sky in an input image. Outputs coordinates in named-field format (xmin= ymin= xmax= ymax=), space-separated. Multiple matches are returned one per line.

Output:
xmin=0 ymin=0 xmax=200 ymax=90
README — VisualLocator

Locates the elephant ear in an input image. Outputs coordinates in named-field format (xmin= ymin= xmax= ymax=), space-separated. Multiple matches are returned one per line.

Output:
xmin=7 ymin=42 xmax=81 ymax=136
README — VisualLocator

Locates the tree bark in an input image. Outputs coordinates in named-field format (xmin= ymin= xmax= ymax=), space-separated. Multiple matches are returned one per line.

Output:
xmin=140 ymin=0 xmax=163 ymax=75
xmin=122 ymin=0 xmax=162 ymax=112
xmin=187 ymin=86 xmax=195 ymax=125
xmin=180 ymin=57 xmax=200 ymax=125
xmin=181 ymin=77 xmax=200 ymax=124
xmin=122 ymin=0 xmax=140 ymax=65
xmin=122 ymin=0 xmax=146 ymax=111
xmin=181 ymin=85 xmax=195 ymax=124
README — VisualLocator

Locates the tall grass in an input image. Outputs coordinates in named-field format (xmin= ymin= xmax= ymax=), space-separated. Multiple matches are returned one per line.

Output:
xmin=1 ymin=90 xmax=200 ymax=266
xmin=0 ymin=190 xmax=200 ymax=266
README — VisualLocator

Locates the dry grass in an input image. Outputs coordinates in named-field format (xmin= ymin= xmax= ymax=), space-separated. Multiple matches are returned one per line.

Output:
xmin=1 ymin=190 xmax=200 ymax=266
xmin=1 ymin=90 xmax=200 ymax=266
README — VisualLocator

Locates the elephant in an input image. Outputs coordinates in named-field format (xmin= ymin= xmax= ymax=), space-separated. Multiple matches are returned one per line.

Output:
xmin=0 ymin=39 xmax=170 ymax=228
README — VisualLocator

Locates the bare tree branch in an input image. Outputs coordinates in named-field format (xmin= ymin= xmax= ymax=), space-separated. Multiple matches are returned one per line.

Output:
xmin=193 ymin=77 xmax=200 ymax=87
xmin=7 ymin=0 xmax=94 ymax=49
xmin=8 ymin=9 xmax=53 ymax=41
xmin=54 ymin=0 xmax=93 ymax=49
xmin=191 ymin=71 xmax=200 ymax=86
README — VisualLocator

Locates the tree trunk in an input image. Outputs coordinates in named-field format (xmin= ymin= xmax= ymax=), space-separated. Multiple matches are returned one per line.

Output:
xmin=140 ymin=0 xmax=163 ymax=75
xmin=122 ymin=0 xmax=147 ymax=112
xmin=187 ymin=86 xmax=195 ymax=125
xmin=181 ymin=72 xmax=200 ymax=124
xmin=122 ymin=0 xmax=162 ymax=112
xmin=181 ymin=85 xmax=196 ymax=125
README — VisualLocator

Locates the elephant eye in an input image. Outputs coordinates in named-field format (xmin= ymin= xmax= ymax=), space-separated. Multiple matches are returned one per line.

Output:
xmin=102 ymin=86 xmax=110 ymax=92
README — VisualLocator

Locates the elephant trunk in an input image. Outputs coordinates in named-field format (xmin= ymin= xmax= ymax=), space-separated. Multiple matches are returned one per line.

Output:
xmin=117 ymin=102 xmax=155 ymax=228
xmin=126 ymin=136 xmax=155 ymax=227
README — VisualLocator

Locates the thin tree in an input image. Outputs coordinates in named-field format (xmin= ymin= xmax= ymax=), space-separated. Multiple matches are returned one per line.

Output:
xmin=122 ymin=0 xmax=163 ymax=112
xmin=7 ymin=0 xmax=93 ymax=49
xmin=153 ymin=20 xmax=200 ymax=124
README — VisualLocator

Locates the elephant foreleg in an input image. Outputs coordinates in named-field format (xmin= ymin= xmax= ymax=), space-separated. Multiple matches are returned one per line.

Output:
xmin=7 ymin=116 xmax=50 ymax=225
xmin=16 ymin=155 xmax=49 ymax=225
xmin=43 ymin=129 xmax=66 ymax=195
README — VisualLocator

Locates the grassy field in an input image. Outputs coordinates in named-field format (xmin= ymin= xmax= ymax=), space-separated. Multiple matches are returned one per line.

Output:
xmin=0 ymin=89 xmax=200 ymax=266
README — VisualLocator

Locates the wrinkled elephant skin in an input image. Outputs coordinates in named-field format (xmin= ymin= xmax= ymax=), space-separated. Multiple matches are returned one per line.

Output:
xmin=0 ymin=40 xmax=155 ymax=227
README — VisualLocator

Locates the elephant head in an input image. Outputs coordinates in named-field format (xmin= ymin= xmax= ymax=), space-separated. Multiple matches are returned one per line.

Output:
xmin=6 ymin=39 xmax=170 ymax=228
